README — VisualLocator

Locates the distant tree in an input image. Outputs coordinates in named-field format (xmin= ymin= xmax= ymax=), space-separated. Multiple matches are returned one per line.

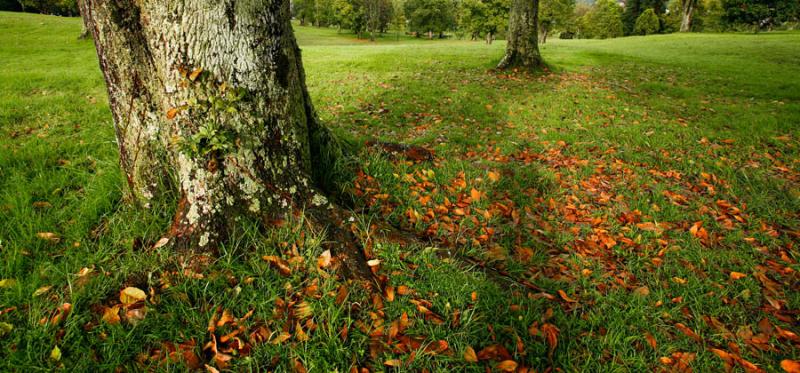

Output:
xmin=678 ymin=0 xmax=698 ymax=31
xmin=315 ymin=0 xmax=337 ymax=26
xmin=16 ymin=0 xmax=78 ymax=15
xmin=390 ymin=0 xmax=407 ymax=39
xmin=460 ymin=0 xmax=510 ymax=43
xmin=404 ymin=0 xmax=456 ymax=38
xmin=539 ymin=0 xmax=575 ymax=43
xmin=622 ymin=0 xmax=666 ymax=34
xmin=721 ymin=0 xmax=799 ymax=30
xmin=634 ymin=8 xmax=660 ymax=33
xmin=579 ymin=0 xmax=624 ymax=38
xmin=497 ymin=0 xmax=544 ymax=69
xmin=334 ymin=0 xmax=368 ymax=35
xmin=293 ymin=0 xmax=316 ymax=25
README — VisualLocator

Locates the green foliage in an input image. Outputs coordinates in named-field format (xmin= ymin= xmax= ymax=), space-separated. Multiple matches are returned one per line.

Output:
xmin=634 ymin=8 xmax=660 ymax=34
xmin=577 ymin=0 xmax=624 ymax=38
xmin=622 ymin=0 xmax=666 ymax=34
xmin=459 ymin=0 xmax=510 ymax=39
xmin=404 ymin=0 xmax=456 ymax=36
xmin=539 ymin=0 xmax=576 ymax=36
xmin=721 ymin=0 xmax=799 ymax=29
xmin=16 ymin=0 xmax=77 ymax=15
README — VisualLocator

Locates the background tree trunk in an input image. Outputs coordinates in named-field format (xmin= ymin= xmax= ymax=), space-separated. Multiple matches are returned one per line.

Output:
xmin=80 ymin=0 xmax=338 ymax=250
xmin=498 ymin=0 xmax=543 ymax=69
xmin=680 ymin=0 xmax=696 ymax=32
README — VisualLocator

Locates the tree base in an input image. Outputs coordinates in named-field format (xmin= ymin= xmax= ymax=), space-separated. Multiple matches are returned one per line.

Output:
xmin=496 ymin=51 xmax=544 ymax=71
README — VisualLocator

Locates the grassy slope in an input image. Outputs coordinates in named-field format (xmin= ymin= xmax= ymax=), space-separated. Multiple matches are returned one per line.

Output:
xmin=1 ymin=11 xmax=799 ymax=372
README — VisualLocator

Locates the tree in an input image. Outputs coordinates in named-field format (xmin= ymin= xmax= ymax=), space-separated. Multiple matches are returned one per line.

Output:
xmin=404 ymin=0 xmax=456 ymax=38
xmin=460 ymin=0 xmax=510 ymax=43
xmin=79 ymin=0 xmax=348 ymax=252
xmin=497 ymin=0 xmax=543 ymax=69
xmin=622 ymin=0 xmax=666 ymax=34
xmin=678 ymin=0 xmax=697 ymax=31
xmin=634 ymin=7 xmax=660 ymax=33
xmin=293 ymin=0 xmax=316 ymax=25
xmin=578 ymin=0 xmax=624 ymax=38
xmin=721 ymin=0 xmax=799 ymax=30
xmin=539 ymin=0 xmax=574 ymax=43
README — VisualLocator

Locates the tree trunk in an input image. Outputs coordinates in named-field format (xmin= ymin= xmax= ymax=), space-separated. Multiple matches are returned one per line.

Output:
xmin=540 ymin=24 xmax=548 ymax=44
xmin=679 ymin=0 xmax=696 ymax=32
xmin=498 ymin=0 xmax=543 ymax=70
xmin=79 ymin=0 xmax=338 ymax=251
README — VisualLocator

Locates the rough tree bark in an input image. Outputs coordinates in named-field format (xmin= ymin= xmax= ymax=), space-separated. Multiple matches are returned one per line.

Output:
xmin=79 ymin=0 xmax=343 ymax=252
xmin=679 ymin=0 xmax=696 ymax=32
xmin=497 ymin=0 xmax=543 ymax=70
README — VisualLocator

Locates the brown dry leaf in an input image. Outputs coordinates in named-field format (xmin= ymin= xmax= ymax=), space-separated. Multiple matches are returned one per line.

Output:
xmin=384 ymin=359 xmax=402 ymax=367
xmin=557 ymin=290 xmax=577 ymax=303
xmin=470 ymin=188 xmax=481 ymax=202
xmin=188 ymin=67 xmax=203 ymax=81
xmin=385 ymin=285 xmax=395 ymax=302
xmin=271 ymin=331 xmax=291 ymax=345
xmin=367 ymin=259 xmax=381 ymax=267
xmin=542 ymin=323 xmax=559 ymax=355
xmin=464 ymin=346 xmax=478 ymax=363
xmin=487 ymin=171 xmax=500 ymax=182
xmin=672 ymin=277 xmax=688 ymax=285
xmin=633 ymin=286 xmax=650 ymax=297
xmin=205 ymin=364 xmax=220 ymax=373
xmin=102 ymin=305 xmax=121 ymax=325
xmin=37 ymin=232 xmax=60 ymax=243
xmin=166 ymin=107 xmax=180 ymax=120
xmin=120 ymin=287 xmax=147 ymax=306
xmin=317 ymin=250 xmax=332 ymax=268
xmin=125 ymin=307 xmax=147 ymax=324
xmin=262 ymin=255 xmax=292 ymax=276
xmin=781 ymin=360 xmax=800 ymax=373
xmin=33 ymin=285 xmax=53 ymax=297
xmin=675 ymin=323 xmax=702 ymax=342
xmin=730 ymin=272 xmax=747 ymax=280
xmin=216 ymin=309 xmax=234 ymax=327
xmin=644 ymin=332 xmax=657 ymax=350
xmin=497 ymin=360 xmax=518 ymax=372
xmin=293 ymin=359 xmax=308 ymax=373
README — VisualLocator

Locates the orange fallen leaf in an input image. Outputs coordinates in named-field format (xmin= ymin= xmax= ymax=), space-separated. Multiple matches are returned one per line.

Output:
xmin=781 ymin=360 xmax=800 ymax=373
xmin=470 ymin=188 xmax=481 ymax=202
xmin=102 ymin=305 xmax=121 ymax=325
xmin=384 ymin=359 xmax=402 ymax=367
xmin=464 ymin=346 xmax=478 ymax=363
xmin=317 ymin=250 xmax=332 ymax=268
xmin=497 ymin=360 xmax=518 ymax=372
xmin=558 ymin=289 xmax=577 ymax=303
xmin=730 ymin=272 xmax=747 ymax=280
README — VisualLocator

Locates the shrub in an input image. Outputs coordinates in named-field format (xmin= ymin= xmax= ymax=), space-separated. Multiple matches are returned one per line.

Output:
xmin=634 ymin=8 xmax=661 ymax=34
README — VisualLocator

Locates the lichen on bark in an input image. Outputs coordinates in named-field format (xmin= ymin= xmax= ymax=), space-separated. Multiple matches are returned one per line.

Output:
xmin=498 ymin=0 xmax=544 ymax=70
xmin=80 ymin=0 xmax=349 ymax=251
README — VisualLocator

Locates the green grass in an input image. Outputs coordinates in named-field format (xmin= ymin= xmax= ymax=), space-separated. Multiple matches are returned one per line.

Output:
xmin=2 ymin=11 xmax=799 ymax=372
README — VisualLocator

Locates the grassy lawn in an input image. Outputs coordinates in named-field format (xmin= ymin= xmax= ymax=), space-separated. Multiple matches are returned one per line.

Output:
xmin=1 ymin=11 xmax=799 ymax=372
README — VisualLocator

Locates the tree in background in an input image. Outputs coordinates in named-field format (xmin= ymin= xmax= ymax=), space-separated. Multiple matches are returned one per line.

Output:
xmin=460 ymin=0 xmax=510 ymax=43
xmin=293 ymin=0 xmax=316 ymax=25
xmin=678 ymin=0 xmax=697 ymax=31
xmin=314 ymin=0 xmax=337 ymax=26
xmin=622 ymin=0 xmax=666 ymax=34
xmin=404 ymin=0 xmax=456 ymax=38
xmin=539 ymin=0 xmax=575 ymax=43
xmin=634 ymin=7 xmax=660 ymax=33
xmin=390 ymin=0 xmax=407 ymax=39
xmin=721 ymin=0 xmax=799 ymax=30
xmin=497 ymin=0 xmax=544 ymax=69
xmin=578 ymin=0 xmax=624 ymax=38
xmin=15 ymin=0 xmax=78 ymax=15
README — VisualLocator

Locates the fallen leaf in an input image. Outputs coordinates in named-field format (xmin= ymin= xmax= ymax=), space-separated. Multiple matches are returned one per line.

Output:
xmin=497 ymin=360 xmax=518 ymax=372
xmin=33 ymin=285 xmax=52 ymax=297
xmin=120 ymin=287 xmax=147 ymax=306
xmin=0 ymin=279 xmax=17 ymax=288
xmin=37 ymin=232 xmax=60 ymax=243
xmin=645 ymin=332 xmax=657 ymax=349
xmin=558 ymin=289 xmax=578 ymax=303
xmin=317 ymin=250 xmax=332 ymax=268
xmin=50 ymin=346 xmax=61 ymax=361
xmin=781 ymin=360 xmax=800 ymax=373
xmin=464 ymin=346 xmax=478 ymax=363
xmin=384 ymin=359 xmax=402 ymax=367
xmin=730 ymin=272 xmax=747 ymax=280
xmin=102 ymin=305 xmax=121 ymax=324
